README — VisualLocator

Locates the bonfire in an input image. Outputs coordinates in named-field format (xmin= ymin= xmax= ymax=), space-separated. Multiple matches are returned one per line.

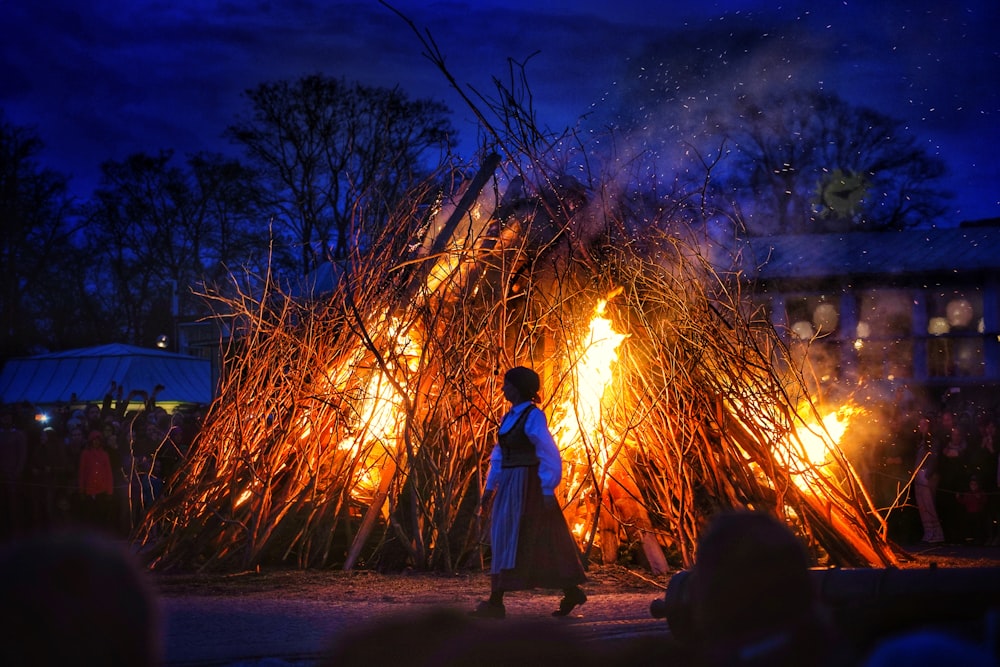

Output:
xmin=134 ymin=23 xmax=899 ymax=573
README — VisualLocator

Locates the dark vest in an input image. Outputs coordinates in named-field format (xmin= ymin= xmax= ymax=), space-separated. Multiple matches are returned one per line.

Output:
xmin=499 ymin=406 xmax=539 ymax=469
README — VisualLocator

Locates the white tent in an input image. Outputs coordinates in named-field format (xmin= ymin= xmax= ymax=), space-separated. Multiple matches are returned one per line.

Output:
xmin=0 ymin=343 xmax=213 ymax=406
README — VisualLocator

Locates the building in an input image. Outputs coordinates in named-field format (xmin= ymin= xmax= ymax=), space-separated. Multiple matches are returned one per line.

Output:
xmin=745 ymin=221 xmax=1000 ymax=410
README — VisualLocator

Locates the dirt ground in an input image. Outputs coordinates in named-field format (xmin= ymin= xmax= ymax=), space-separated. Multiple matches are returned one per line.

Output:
xmin=153 ymin=562 xmax=672 ymax=665
xmin=150 ymin=542 xmax=1000 ymax=600
xmin=151 ymin=560 xmax=665 ymax=602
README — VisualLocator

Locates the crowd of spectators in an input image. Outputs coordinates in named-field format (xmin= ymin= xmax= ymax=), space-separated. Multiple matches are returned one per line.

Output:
xmin=0 ymin=382 xmax=203 ymax=542
xmin=859 ymin=391 xmax=1000 ymax=547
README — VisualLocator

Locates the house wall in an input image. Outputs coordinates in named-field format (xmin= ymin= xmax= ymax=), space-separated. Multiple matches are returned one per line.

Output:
xmin=756 ymin=274 xmax=1000 ymax=409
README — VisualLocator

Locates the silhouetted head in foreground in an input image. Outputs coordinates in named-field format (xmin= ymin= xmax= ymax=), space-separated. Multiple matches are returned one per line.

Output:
xmin=0 ymin=529 xmax=161 ymax=667
xmin=687 ymin=510 xmax=834 ymax=667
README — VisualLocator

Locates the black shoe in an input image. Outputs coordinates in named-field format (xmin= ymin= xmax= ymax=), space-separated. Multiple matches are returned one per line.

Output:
xmin=469 ymin=600 xmax=506 ymax=619
xmin=552 ymin=587 xmax=587 ymax=617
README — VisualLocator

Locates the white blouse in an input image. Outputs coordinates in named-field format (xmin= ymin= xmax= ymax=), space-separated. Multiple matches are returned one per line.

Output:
xmin=485 ymin=401 xmax=563 ymax=495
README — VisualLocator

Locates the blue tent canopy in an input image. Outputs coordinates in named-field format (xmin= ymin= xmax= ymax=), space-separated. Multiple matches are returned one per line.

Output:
xmin=0 ymin=343 xmax=212 ymax=406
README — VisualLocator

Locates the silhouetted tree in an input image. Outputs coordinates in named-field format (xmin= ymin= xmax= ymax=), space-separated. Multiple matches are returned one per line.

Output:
xmin=227 ymin=75 xmax=456 ymax=274
xmin=599 ymin=22 xmax=951 ymax=236
xmin=719 ymin=89 xmax=950 ymax=235
xmin=0 ymin=113 xmax=79 ymax=359
xmin=83 ymin=151 xmax=271 ymax=347
xmin=182 ymin=152 xmax=277 ymax=286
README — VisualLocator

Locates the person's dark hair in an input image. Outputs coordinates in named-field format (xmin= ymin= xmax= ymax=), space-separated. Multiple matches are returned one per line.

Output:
xmin=688 ymin=510 xmax=833 ymax=667
xmin=504 ymin=366 xmax=541 ymax=403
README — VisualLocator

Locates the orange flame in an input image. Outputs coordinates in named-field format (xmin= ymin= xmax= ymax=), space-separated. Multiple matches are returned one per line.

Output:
xmin=552 ymin=295 xmax=628 ymax=464
xmin=336 ymin=316 xmax=421 ymax=500
xmin=551 ymin=292 xmax=628 ymax=539
xmin=795 ymin=406 xmax=856 ymax=463
xmin=781 ymin=403 xmax=861 ymax=491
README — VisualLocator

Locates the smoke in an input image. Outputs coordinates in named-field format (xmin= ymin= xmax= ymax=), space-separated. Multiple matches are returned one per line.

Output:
xmin=593 ymin=16 xmax=829 ymax=159
xmin=567 ymin=13 xmax=840 ymax=239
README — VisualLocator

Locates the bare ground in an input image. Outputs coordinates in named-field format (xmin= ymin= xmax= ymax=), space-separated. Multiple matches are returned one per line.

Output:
xmin=150 ymin=543 xmax=1000 ymax=600
xmin=151 ymin=561 xmax=666 ymax=601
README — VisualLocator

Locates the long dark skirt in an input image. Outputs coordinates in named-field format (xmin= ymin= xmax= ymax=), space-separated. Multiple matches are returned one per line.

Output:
xmin=490 ymin=465 xmax=586 ymax=592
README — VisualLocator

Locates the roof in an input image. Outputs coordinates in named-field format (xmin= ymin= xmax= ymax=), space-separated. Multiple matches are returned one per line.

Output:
xmin=745 ymin=226 xmax=1000 ymax=282
xmin=0 ymin=343 xmax=212 ymax=406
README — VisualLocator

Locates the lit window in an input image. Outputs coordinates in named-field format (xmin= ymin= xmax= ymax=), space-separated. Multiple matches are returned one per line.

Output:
xmin=926 ymin=289 xmax=984 ymax=378
xmin=785 ymin=294 xmax=842 ymax=386
xmin=857 ymin=289 xmax=914 ymax=381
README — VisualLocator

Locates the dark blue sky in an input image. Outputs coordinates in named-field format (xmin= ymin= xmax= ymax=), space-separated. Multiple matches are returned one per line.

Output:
xmin=2 ymin=0 xmax=998 ymax=225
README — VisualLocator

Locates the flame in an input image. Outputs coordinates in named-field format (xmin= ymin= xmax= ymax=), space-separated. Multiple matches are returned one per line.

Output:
xmin=336 ymin=316 xmax=421 ymax=500
xmin=778 ymin=403 xmax=861 ymax=491
xmin=552 ymin=295 xmax=628 ymax=465
xmin=551 ymin=292 xmax=628 ymax=538
xmin=794 ymin=404 xmax=858 ymax=463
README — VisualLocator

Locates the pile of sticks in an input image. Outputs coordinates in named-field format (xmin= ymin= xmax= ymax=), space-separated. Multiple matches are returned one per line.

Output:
xmin=135 ymin=151 xmax=898 ymax=572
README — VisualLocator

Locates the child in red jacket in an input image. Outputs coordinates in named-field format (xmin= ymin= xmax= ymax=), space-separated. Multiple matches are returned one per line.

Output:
xmin=78 ymin=431 xmax=114 ymax=529
xmin=956 ymin=475 xmax=989 ymax=544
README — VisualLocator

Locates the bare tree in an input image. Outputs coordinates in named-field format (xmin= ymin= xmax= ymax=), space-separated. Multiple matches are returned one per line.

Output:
xmin=84 ymin=151 xmax=271 ymax=347
xmin=226 ymin=75 xmax=456 ymax=275
xmin=0 ymin=113 xmax=79 ymax=358
xmin=595 ymin=21 xmax=952 ymax=236
xmin=720 ymin=89 xmax=950 ymax=235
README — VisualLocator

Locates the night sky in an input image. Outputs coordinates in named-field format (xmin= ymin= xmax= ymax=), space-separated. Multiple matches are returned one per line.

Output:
xmin=2 ymin=0 xmax=998 ymax=225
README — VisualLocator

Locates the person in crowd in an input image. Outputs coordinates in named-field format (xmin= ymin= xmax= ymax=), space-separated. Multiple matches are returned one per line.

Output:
xmin=23 ymin=423 xmax=50 ymax=532
xmin=158 ymin=411 xmax=188 ymax=483
xmin=32 ymin=426 xmax=72 ymax=530
xmin=912 ymin=414 xmax=945 ymax=544
xmin=64 ymin=425 xmax=87 ymax=476
xmin=127 ymin=418 xmax=165 ymax=526
xmin=137 ymin=412 xmax=164 ymax=458
xmin=0 ymin=528 xmax=162 ymax=666
xmin=65 ymin=409 xmax=85 ymax=437
xmin=969 ymin=413 xmax=997 ymax=474
xmin=965 ymin=414 xmax=998 ymax=517
xmin=955 ymin=474 xmax=990 ymax=544
xmin=101 ymin=419 xmax=131 ymax=536
xmin=982 ymin=415 xmax=1000 ymax=546
xmin=469 ymin=366 xmax=587 ymax=620
xmin=937 ymin=412 xmax=966 ymax=541
xmin=102 ymin=381 xmax=129 ymax=422
xmin=0 ymin=406 xmax=28 ymax=539
xmin=83 ymin=402 xmax=104 ymax=434
xmin=78 ymin=430 xmax=114 ymax=531
xmin=683 ymin=510 xmax=839 ymax=667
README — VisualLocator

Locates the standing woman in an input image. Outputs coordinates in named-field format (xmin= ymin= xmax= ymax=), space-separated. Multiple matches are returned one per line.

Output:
xmin=912 ymin=414 xmax=945 ymax=543
xmin=470 ymin=366 xmax=587 ymax=619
